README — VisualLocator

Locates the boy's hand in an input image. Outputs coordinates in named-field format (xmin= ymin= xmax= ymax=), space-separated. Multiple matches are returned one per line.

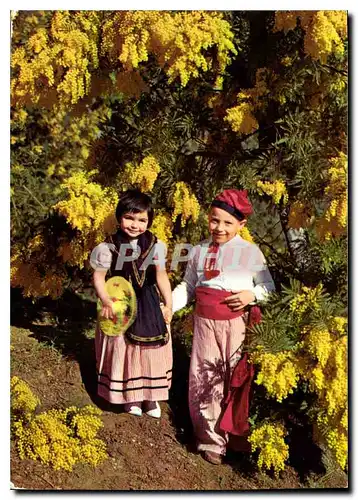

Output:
xmin=101 ymin=298 xmax=115 ymax=319
xmin=162 ymin=305 xmax=173 ymax=324
xmin=223 ymin=290 xmax=255 ymax=311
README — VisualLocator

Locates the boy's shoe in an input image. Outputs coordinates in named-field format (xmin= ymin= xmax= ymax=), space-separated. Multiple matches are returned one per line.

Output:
xmin=124 ymin=403 xmax=142 ymax=417
xmin=202 ymin=451 xmax=223 ymax=465
xmin=143 ymin=401 xmax=161 ymax=419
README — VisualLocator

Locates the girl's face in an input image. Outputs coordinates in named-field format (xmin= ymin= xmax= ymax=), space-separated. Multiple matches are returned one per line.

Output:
xmin=120 ymin=211 xmax=149 ymax=239
xmin=208 ymin=207 xmax=246 ymax=244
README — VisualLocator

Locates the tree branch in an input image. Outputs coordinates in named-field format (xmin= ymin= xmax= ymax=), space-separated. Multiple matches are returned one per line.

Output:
xmin=321 ymin=64 xmax=348 ymax=76
xmin=21 ymin=185 xmax=47 ymax=210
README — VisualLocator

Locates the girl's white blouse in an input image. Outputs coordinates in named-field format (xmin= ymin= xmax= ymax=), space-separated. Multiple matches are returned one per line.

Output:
xmin=90 ymin=238 xmax=167 ymax=271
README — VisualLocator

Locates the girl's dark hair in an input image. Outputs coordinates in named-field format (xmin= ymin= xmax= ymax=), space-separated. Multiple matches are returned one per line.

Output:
xmin=115 ymin=189 xmax=154 ymax=228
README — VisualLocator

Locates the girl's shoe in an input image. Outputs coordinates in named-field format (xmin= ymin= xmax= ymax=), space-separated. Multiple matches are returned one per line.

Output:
xmin=143 ymin=401 xmax=161 ymax=419
xmin=124 ymin=403 xmax=142 ymax=417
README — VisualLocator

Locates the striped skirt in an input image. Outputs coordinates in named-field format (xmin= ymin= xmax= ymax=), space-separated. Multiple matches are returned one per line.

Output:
xmin=95 ymin=323 xmax=173 ymax=405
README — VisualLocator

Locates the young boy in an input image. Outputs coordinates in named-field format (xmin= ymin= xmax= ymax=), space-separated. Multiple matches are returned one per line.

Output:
xmin=172 ymin=189 xmax=275 ymax=465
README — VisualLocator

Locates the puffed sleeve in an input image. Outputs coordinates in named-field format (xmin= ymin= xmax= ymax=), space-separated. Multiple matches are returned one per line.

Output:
xmin=152 ymin=239 xmax=168 ymax=270
xmin=251 ymin=246 xmax=275 ymax=302
xmin=89 ymin=242 xmax=113 ymax=271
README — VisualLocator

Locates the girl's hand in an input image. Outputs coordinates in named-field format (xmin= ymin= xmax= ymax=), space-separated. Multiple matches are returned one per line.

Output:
xmin=162 ymin=305 xmax=173 ymax=324
xmin=101 ymin=299 xmax=115 ymax=319
xmin=223 ymin=290 xmax=255 ymax=311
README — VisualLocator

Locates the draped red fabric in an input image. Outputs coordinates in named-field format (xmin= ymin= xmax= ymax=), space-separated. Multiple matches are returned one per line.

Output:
xmin=219 ymin=306 xmax=261 ymax=445
xmin=248 ymin=305 xmax=262 ymax=326
xmin=219 ymin=353 xmax=255 ymax=436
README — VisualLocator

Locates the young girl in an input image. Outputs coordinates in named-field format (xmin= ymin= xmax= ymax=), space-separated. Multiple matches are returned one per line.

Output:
xmin=90 ymin=189 xmax=172 ymax=418
xmin=172 ymin=189 xmax=275 ymax=464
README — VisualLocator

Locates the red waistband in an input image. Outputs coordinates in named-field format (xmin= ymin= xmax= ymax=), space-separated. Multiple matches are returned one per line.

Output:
xmin=195 ymin=286 xmax=244 ymax=320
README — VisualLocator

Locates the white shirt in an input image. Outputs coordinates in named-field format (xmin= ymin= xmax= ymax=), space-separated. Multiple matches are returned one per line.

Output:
xmin=172 ymin=235 xmax=275 ymax=313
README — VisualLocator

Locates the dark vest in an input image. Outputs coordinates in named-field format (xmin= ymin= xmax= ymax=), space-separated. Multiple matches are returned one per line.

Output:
xmin=105 ymin=230 xmax=168 ymax=346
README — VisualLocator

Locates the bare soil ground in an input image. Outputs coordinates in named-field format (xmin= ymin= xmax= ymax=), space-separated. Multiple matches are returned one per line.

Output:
xmin=10 ymin=291 xmax=348 ymax=491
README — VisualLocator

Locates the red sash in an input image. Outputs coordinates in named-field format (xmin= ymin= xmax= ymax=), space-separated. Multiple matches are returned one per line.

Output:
xmin=195 ymin=287 xmax=245 ymax=320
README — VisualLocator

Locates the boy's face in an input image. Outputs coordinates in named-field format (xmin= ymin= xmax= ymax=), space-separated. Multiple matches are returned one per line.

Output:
xmin=208 ymin=207 xmax=246 ymax=244
xmin=120 ymin=211 xmax=149 ymax=239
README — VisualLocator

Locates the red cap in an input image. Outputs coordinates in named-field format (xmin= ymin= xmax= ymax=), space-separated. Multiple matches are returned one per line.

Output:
xmin=211 ymin=189 xmax=253 ymax=219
